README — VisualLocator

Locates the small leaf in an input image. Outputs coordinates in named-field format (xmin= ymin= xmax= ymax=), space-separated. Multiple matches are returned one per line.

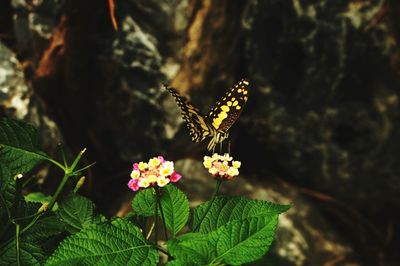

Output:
xmin=0 ymin=118 xmax=48 ymax=176
xmin=45 ymin=219 xmax=158 ymax=266
xmin=160 ymin=185 xmax=189 ymax=237
xmin=56 ymin=193 xmax=96 ymax=233
xmin=131 ymin=188 xmax=156 ymax=217
xmin=191 ymin=196 xmax=290 ymax=233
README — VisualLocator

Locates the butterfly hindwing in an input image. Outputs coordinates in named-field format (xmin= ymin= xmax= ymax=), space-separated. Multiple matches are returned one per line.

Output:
xmin=205 ymin=79 xmax=249 ymax=132
xmin=164 ymin=85 xmax=210 ymax=142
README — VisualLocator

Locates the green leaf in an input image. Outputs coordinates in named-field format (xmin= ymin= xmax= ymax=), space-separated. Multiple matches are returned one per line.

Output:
xmin=167 ymin=233 xmax=211 ymax=266
xmin=25 ymin=192 xmax=58 ymax=211
xmin=56 ymin=193 xmax=96 ymax=234
xmin=160 ymin=185 xmax=189 ymax=237
xmin=208 ymin=216 xmax=278 ymax=265
xmin=45 ymin=219 xmax=158 ymax=266
xmin=0 ymin=239 xmax=46 ymax=266
xmin=131 ymin=188 xmax=156 ymax=217
xmin=191 ymin=196 xmax=290 ymax=233
xmin=0 ymin=118 xmax=48 ymax=177
xmin=0 ymin=177 xmax=15 ymax=218
xmin=25 ymin=215 xmax=66 ymax=242
xmin=167 ymin=197 xmax=290 ymax=265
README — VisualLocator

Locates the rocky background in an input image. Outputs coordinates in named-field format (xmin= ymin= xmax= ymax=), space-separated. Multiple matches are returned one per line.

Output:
xmin=1 ymin=0 xmax=399 ymax=265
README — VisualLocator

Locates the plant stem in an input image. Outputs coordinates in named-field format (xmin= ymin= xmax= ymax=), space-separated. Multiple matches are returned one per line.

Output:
xmin=157 ymin=188 xmax=169 ymax=241
xmin=154 ymin=189 xmax=158 ymax=246
xmin=15 ymin=223 xmax=20 ymax=266
xmin=193 ymin=180 xmax=222 ymax=232
xmin=20 ymin=173 xmax=69 ymax=236
xmin=146 ymin=222 xmax=155 ymax=240
xmin=47 ymin=173 xmax=69 ymax=212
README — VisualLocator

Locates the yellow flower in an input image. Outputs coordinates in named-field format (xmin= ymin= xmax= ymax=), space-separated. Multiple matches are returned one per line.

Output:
xmin=209 ymin=167 xmax=219 ymax=175
xmin=227 ymin=167 xmax=239 ymax=177
xmin=203 ymin=160 xmax=212 ymax=169
xmin=157 ymin=176 xmax=170 ymax=187
xmin=220 ymin=162 xmax=229 ymax=172
xmin=148 ymin=157 xmax=161 ymax=168
xmin=147 ymin=174 xmax=158 ymax=183
xmin=138 ymin=162 xmax=148 ymax=171
xmin=138 ymin=178 xmax=150 ymax=188
xmin=212 ymin=153 xmax=220 ymax=160
xmin=130 ymin=170 xmax=140 ymax=179
xmin=160 ymin=165 xmax=174 ymax=176
xmin=223 ymin=153 xmax=232 ymax=161
xmin=232 ymin=161 xmax=241 ymax=169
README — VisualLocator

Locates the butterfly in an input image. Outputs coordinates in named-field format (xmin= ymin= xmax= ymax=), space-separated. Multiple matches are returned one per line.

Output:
xmin=164 ymin=78 xmax=249 ymax=151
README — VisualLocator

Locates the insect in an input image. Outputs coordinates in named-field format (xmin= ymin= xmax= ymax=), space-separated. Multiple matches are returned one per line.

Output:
xmin=164 ymin=78 xmax=249 ymax=151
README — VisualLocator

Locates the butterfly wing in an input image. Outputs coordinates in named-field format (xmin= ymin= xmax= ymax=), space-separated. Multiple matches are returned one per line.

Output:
xmin=164 ymin=84 xmax=210 ymax=142
xmin=205 ymin=78 xmax=249 ymax=133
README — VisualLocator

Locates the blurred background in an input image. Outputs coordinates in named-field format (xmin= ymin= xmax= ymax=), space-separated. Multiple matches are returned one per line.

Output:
xmin=1 ymin=0 xmax=399 ymax=265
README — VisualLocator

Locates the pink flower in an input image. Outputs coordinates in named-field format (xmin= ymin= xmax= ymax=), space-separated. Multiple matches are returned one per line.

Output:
xmin=158 ymin=156 xmax=165 ymax=163
xmin=128 ymin=155 xmax=182 ymax=191
xmin=128 ymin=178 xmax=139 ymax=191
xmin=170 ymin=172 xmax=182 ymax=182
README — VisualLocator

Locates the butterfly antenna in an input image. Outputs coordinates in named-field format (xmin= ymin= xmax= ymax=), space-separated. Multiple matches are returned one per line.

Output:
xmin=228 ymin=140 xmax=231 ymax=154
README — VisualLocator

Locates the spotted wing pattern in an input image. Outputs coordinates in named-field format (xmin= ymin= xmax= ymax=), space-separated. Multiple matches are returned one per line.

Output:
xmin=205 ymin=78 xmax=249 ymax=132
xmin=164 ymin=84 xmax=210 ymax=142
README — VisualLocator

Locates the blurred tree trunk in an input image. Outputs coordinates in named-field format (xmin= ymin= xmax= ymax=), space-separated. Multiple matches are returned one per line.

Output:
xmin=172 ymin=0 xmax=247 ymax=94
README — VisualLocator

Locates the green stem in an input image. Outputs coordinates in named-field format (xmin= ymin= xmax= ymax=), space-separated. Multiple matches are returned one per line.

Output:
xmin=193 ymin=180 xmax=222 ymax=232
xmin=20 ymin=173 xmax=69 ymax=236
xmin=157 ymin=188 xmax=169 ymax=241
xmin=15 ymin=223 xmax=20 ymax=266
xmin=47 ymin=173 xmax=69 ymax=212
xmin=154 ymin=189 xmax=158 ymax=246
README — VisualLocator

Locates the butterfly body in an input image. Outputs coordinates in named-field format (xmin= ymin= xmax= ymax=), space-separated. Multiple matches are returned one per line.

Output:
xmin=164 ymin=79 xmax=249 ymax=151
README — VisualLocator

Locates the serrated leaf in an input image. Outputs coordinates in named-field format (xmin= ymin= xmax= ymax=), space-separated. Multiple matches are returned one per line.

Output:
xmin=160 ymin=185 xmax=189 ymax=237
xmin=25 ymin=215 xmax=66 ymax=242
xmin=0 ymin=118 xmax=48 ymax=177
xmin=0 ymin=239 xmax=46 ymax=266
xmin=167 ymin=233 xmax=211 ymax=266
xmin=191 ymin=196 xmax=290 ymax=233
xmin=208 ymin=216 xmax=278 ymax=265
xmin=0 ymin=177 xmax=15 ymax=217
xmin=56 ymin=193 xmax=96 ymax=233
xmin=168 ymin=197 xmax=290 ymax=265
xmin=45 ymin=219 xmax=158 ymax=266
xmin=131 ymin=188 xmax=156 ymax=217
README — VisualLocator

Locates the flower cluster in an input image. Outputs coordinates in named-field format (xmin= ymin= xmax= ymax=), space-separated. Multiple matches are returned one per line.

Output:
xmin=128 ymin=156 xmax=182 ymax=191
xmin=203 ymin=153 xmax=241 ymax=180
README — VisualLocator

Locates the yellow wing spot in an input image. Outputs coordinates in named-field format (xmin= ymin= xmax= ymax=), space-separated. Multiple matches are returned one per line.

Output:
xmin=238 ymin=89 xmax=242 ymax=93
xmin=235 ymin=105 xmax=241 ymax=110
xmin=244 ymin=96 xmax=248 ymax=101
xmin=243 ymin=90 xmax=248 ymax=95
xmin=231 ymin=97 xmax=236 ymax=101
xmin=243 ymin=80 xmax=249 ymax=85
xmin=220 ymin=105 xmax=230 ymax=112
xmin=232 ymin=100 xmax=238 ymax=106
xmin=228 ymin=93 xmax=232 ymax=96
xmin=227 ymin=101 xmax=232 ymax=106
xmin=212 ymin=112 xmax=228 ymax=128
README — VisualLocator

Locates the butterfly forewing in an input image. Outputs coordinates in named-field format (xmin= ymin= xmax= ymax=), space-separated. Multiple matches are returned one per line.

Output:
xmin=164 ymin=85 xmax=210 ymax=142
xmin=205 ymin=79 xmax=249 ymax=132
